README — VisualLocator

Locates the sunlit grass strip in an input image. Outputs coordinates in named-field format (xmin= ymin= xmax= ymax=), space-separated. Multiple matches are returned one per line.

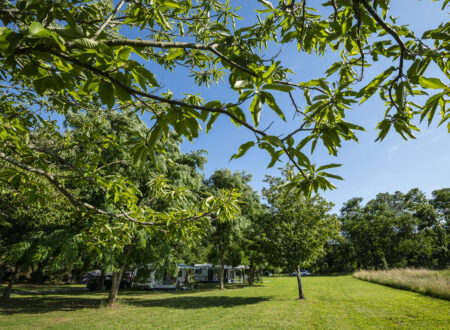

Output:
xmin=353 ymin=268 xmax=450 ymax=300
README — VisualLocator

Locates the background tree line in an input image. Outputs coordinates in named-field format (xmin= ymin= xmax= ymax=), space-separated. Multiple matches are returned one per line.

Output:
xmin=314 ymin=188 xmax=449 ymax=274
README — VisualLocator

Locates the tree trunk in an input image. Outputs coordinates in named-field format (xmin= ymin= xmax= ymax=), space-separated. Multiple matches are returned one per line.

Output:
xmin=107 ymin=272 xmax=121 ymax=307
xmin=219 ymin=253 xmax=225 ymax=290
xmin=296 ymin=265 xmax=304 ymax=300
xmin=107 ymin=250 xmax=130 ymax=307
xmin=248 ymin=262 xmax=254 ymax=287
xmin=2 ymin=266 xmax=19 ymax=299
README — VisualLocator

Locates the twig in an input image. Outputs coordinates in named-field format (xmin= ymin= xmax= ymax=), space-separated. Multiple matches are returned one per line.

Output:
xmin=359 ymin=0 xmax=410 ymax=55
xmin=92 ymin=0 xmax=126 ymax=40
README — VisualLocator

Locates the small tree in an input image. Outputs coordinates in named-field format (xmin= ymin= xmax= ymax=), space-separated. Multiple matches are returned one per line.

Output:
xmin=262 ymin=171 xmax=340 ymax=299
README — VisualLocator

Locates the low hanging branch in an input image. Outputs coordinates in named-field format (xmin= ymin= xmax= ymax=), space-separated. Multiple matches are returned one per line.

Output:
xmin=0 ymin=151 xmax=207 ymax=229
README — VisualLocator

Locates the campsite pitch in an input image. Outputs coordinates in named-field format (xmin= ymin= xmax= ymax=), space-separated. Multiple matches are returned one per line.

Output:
xmin=1 ymin=276 xmax=449 ymax=329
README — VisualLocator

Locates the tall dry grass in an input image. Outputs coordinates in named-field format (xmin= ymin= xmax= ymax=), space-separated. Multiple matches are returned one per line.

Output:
xmin=353 ymin=268 xmax=450 ymax=300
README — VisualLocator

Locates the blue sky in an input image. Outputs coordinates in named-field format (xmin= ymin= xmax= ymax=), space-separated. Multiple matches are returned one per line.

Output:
xmin=174 ymin=1 xmax=449 ymax=213
xmin=124 ymin=0 xmax=449 ymax=213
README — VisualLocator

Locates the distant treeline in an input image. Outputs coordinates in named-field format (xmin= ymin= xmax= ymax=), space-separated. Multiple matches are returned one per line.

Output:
xmin=314 ymin=188 xmax=449 ymax=273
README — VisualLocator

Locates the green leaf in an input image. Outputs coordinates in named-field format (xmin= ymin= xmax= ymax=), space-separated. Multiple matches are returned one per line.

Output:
xmin=317 ymin=163 xmax=342 ymax=171
xmin=118 ymin=47 xmax=131 ymax=61
xmin=98 ymin=80 xmax=115 ymax=109
xmin=0 ymin=28 xmax=21 ymax=55
xmin=74 ymin=38 xmax=99 ymax=49
xmin=132 ymin=144 xmax=146 ymax=164
xmin=421 ymin=92 xmax=444 ymax=124
xmin=239 ymin=90 xmax=253 ymax=102
xmin=359 ymin=66 xmax=395 ymax=103
xmin=230 ymin=141 xmax=255 ymax=160
xmin=28 ymin=22 xmax=51 ymax=38
xmin=292 ymin=149 xmax=310 ymax=166
xmin=204 ymin=100 xmax=222 ymax=109
xmin=228 ymin=106 xmax=246 ymax=127
xmin=419 ymin=77 xmax=448 ymax=90
xmin=166 ymin=48 xmax=184 ymax=61
xmin=114 ymin=83 xmax=131 ymax=102
xmin=33 ymin=76 xmax=54 ymax=94
xmin=206 ymin=112 xmax=220 ymax=133
xmin=233 ymin=79 xmax=253 ymax=89
xmin=263 ymin=135 xmax=284 ymax=148
xmin=147 ymin=124 xmax=164 ymax=151
xmin=262 ymin=62 xmax=278 ymax=79
xmin=261 ymin=91 xmax=286 ymax=121
xmin=138 ymin=68 xmax=159 ymax=87
xmin=163 ymin=1 xmax=182 ymax=9
xmin=257 ymin=0 xmax=274 ymax=9
xmin=250 ymin=94 xmax=262 ymax=127
xmin=262 ymin=84 xmax=294 ymax=92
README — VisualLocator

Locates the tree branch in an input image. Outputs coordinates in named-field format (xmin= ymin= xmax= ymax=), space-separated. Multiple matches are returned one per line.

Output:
xmin=92 ymin=0 xmax=126 ymax=40
xmin=41 ymin=47 xmax=267 ymax=138
xmin=0 ymin=151 xmax=161 ymax=227
xmin=359 ymin=0 xmax=410 ymax=55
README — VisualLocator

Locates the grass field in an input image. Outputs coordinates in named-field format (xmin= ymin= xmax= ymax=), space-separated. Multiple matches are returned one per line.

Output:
xmin=353 ymin=268 xmax=450 ymax=300
xmin=1 ymin=276 xmax=449 ymax=329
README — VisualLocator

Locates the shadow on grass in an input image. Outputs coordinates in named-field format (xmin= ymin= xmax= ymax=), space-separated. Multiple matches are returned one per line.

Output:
xmin=0 ymin=296 xmax=102 ymax=315
xmin=118 ymin=283 xmax=264 ymax=296
xmin=123 ymin=295 xmax=269 ymax=309
xmin=0 ymin=292 xmax=269 ymax=315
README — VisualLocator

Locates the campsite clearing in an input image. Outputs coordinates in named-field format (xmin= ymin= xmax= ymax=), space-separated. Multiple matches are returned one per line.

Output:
xmin=1 ymin=276 xmax=449 ymax=329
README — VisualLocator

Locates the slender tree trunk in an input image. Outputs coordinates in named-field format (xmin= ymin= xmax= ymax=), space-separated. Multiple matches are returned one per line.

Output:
xmin=107 ymin=250 xmax=130 ymax=307
xmin=2 ymin=266 xmax=19 ymax=299
xmin=248 ymin=262 xmax=254 ymax=287
xmin=219 ymin=253 xmax=225 ymax=290
xmin=296 ymin=265 xmax=304 ymax=300
xmin=107 ymin=272 xmax=121 ymax=307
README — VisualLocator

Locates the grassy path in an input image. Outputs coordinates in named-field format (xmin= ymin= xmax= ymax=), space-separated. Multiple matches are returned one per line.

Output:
xmin=1 ymin=276 xmax=449 ymax=329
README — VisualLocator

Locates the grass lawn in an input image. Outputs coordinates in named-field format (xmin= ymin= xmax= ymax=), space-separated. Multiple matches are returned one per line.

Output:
xmin=1 ymin=276 xmax=449 ymax=329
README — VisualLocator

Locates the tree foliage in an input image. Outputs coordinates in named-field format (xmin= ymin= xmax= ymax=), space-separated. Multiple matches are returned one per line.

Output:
xmin=0 ymin=0 xmax=448 ymax=209
xmin=260 ymin=168 xmax=340 ymax=298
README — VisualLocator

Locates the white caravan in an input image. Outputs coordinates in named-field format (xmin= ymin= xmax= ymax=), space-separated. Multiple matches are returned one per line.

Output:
xmin=193 ymin=264 xmax=237 ymax=283
xmin=133 ymin=264 xmax=194 ymax=289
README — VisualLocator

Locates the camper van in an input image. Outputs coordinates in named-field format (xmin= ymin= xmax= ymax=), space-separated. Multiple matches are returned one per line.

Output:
xmin=193 ymin=264 xmax=237 ymax=283
xmin=132 ymin=264 xmax=194 ymax=289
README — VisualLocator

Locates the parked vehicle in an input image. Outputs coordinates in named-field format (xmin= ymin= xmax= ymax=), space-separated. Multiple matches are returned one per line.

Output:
xmin=193 ymin=264 xmax=243 ymax=283
xmin=86 ymin=271 xmax=133 ymax=291
xmin=132 ymin=264 xmax=193 ymax=289
xmin=291 ymin=270 xmax=311 ymax=277
xmin=81 ymin=270 xmax=101 ymax=284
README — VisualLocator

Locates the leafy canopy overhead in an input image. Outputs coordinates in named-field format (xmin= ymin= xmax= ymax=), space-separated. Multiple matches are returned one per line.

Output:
xmin=0 ymin=0 xmax=448 ymax=214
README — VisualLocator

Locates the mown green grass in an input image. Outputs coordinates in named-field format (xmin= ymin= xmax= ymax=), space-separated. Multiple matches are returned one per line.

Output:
xmin=1 ymin=276 xmax=449 ymax=329
xmin=354 ymin=268 xmax=450 ymax=300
